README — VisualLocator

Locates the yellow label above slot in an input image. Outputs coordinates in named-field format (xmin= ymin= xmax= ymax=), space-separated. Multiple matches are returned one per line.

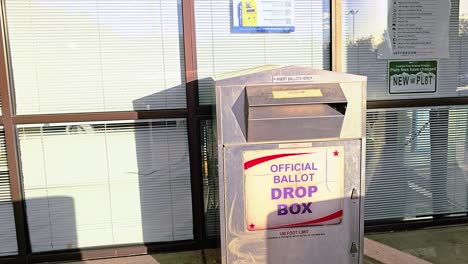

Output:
xmin=272 ymin=89 xmax=323 ymax=99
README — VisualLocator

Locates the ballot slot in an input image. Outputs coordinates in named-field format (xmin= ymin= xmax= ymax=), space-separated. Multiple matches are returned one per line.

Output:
xmin=245 ymin=83 xmax=348 ymax=142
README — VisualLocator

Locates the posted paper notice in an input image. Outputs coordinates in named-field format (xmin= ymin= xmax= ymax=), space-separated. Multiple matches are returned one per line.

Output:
xmin=232 ymin=0 xmax=295 ymax=33
xmin=378 ymin=0 xmax=450 ymax=59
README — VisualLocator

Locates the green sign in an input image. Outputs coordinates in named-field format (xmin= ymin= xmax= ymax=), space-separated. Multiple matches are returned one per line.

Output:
xmin=389 ymin=61 xmax=437 ymax=94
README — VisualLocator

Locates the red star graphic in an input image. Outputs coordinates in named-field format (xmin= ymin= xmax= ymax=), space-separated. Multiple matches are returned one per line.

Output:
xmin=249 ymin=223 xmax=255 ymax=229
xmin=333 ymin=150 xmax=339 ymax=157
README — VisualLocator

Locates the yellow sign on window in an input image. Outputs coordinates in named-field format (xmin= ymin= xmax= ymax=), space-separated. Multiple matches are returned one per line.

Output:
xmin=241 ymin=0 xmax=258 ymax=26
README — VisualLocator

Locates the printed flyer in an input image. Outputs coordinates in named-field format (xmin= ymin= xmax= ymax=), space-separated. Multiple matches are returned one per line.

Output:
xmin=388 ymin=60 xmax=437 ymax=94
xmin=232 ymin=0 xmax=295 ymax=33
xmin=378 ymin=0 xmax=450 ymax=59
xmin=243 ymin=147 xmax=344 ymax=231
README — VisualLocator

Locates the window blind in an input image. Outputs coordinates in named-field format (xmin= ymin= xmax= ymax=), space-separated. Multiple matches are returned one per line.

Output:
xmin=18 ymin=119 xmax=192 ymax=252
xmin=195 ymin=0 xmax=331 ymax=105
xmin=0 ymin=127 xmax=18 ymax=256
xmin=366 ymin=106 xmax=468 ymax=221
xmin=6 ymin=0 xmax=186 ymax=115
xmin=461 ymin=2 xmax=468 ymax=87
xmin=342 ymin=0 xmax=468 ymax=100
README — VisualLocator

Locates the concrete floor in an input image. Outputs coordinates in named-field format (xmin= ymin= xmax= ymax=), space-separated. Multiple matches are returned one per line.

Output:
xmin=48 ymin=224 xmax=468 ymax=264
xmin=153 ymin=250 xmax=381 ymax=264
xmin=152 ymin=249 xmax=220 ymax=264
xmin=152 ymin=223 xmax=468 ymax=264
xmin=367 ymin=224 xmax=468 ymax=264
xmin=56 ymin=255 xmax=160 ymax=264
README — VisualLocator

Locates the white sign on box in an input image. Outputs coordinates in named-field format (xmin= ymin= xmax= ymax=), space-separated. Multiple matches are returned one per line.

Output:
xmin=243 ymin=147 xmax=344 ymax=231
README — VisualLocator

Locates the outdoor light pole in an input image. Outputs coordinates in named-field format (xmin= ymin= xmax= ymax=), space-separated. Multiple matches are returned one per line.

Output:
xmin=349 ymin=10 xmax=359 ymax=41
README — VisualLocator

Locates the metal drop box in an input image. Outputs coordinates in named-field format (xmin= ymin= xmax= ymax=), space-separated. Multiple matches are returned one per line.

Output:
xmin=214 ymin=66 xmax=367 ymax=264
xmin=245 ymin=83 xmax=347 ymax=142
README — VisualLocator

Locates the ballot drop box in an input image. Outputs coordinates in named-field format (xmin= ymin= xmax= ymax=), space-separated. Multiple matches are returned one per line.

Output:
xmin=215 ymin=66 xmax=367 ymax=264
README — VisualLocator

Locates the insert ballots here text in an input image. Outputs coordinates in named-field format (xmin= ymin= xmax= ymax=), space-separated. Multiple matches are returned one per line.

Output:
xmin=243 ymin=147 xmax=344 ymax=231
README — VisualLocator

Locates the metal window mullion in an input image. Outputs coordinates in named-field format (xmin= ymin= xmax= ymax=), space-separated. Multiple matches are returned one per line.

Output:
xmin=332 ymin=0 xmax=342 ymax=72
xmin=182 ymin=0 xmax=206 ymax=246
xmin=0 ymin=1 xmax=30 ymax=257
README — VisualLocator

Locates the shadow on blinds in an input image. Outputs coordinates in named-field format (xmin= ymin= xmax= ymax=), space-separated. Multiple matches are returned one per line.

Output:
xmin=133 ymin=116 xmax=194 ymax=244
xmin=132 ymin=93 xmax=194 ymax=243
xmin=24 ymin=196 xmax=78 ymax=253
xmin=130 ymin=0 xmax=196 ymax=245
xmin=133 ymin=74 xmax=219 ymax=244
xmin=0 ymin=201 xmax=18 ymax=256
xmin=365 ymin=107 xmax=468 ymax=222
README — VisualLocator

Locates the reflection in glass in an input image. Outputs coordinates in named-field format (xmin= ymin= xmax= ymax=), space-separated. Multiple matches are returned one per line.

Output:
xmin=342 ymin=0 xmax=468 ymax=99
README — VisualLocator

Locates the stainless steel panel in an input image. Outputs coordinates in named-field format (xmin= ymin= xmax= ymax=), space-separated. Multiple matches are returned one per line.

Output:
xmin=246 ymin=83 xmax=347 ymax=106
xmin=248 ymin=115 xmax=344 ymax=142
xmin=245 ymin=83 xmax=347 ymax=142
xmin=215 ymin=67 xmax=366 ymax=264
xmin=249 ymin=104 xmax=343 ymax=120
xmin=221 ymin=140 xmax=362 ymax=264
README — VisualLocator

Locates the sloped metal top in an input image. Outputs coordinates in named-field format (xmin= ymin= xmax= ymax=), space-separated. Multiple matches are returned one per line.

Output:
xmin=246 ymin=83 xmax=347 ymax=107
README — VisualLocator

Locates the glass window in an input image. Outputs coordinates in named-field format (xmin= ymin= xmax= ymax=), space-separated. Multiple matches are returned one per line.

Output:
xmin=195 ymin=0 xmax=331 ymax=105
xmin=18 ymin=119 xmax=193 ymax=252
xmin=461 ymin=0 xmax=468 ymax=88
xmin=0 ymin=127 xmax=18 ymax=256
xmin=342 ymin=0 xmax=467 ymax=100
xmin=6 ymin=0 xmax=186 ymax=114
xmin=366 ymin=107 xmax=468 ymax=221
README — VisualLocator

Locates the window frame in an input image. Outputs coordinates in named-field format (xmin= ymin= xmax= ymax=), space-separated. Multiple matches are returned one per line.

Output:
xmin=1 ymin=0 xmax=467 ymax=261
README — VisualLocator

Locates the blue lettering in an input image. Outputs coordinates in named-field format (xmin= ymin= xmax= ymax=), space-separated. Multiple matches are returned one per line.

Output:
xmin=308 ymin=186 xmax=318 ymax=196
xmin=271 ymin=188 xmax=282 ymax=200
xmin=283 ymin=187 xmax=294 ymax=199
xmin=301 ymin=202 xmax=312 ymax=213
xmin=271 ymin=165 xmax=278 ymax=172
xmin=273 ymin=175 xmax=280 ymax=184
xmin=295 ymin=186 xmax=307 ymax=198
xmin=278 ymin=204 xmax=288 ymax=215
xmin=290 ymin=203 xmax=301 ymax=214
